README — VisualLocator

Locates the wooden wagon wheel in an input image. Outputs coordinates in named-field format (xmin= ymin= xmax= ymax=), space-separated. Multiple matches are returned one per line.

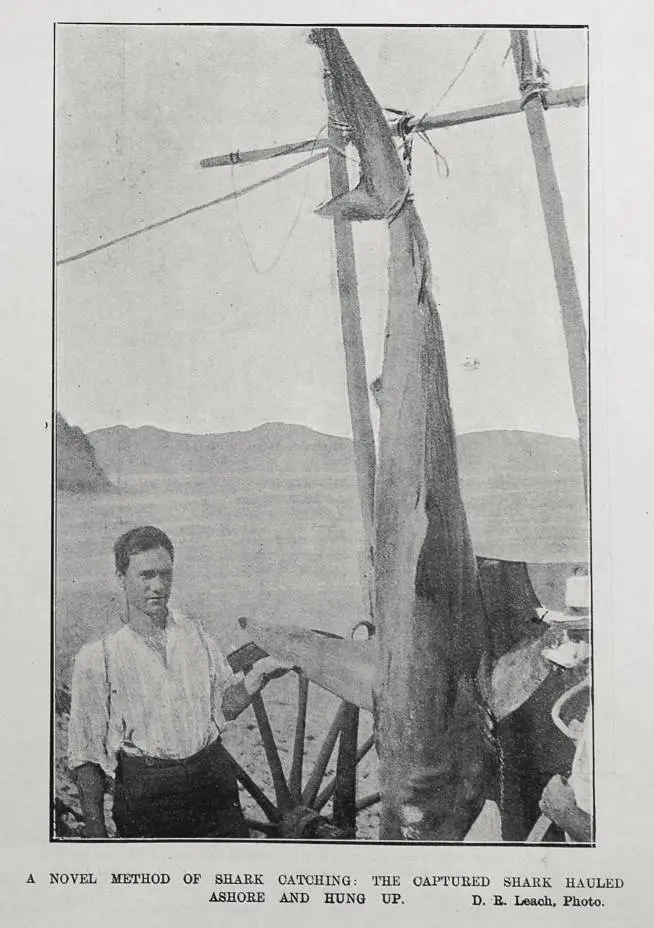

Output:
xmin=226 ymin=622 xmax=380 ymax=839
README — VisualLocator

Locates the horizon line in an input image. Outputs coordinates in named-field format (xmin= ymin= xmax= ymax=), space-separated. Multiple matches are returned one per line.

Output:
xmin=57 ymin=413 xmax=579 ymax=443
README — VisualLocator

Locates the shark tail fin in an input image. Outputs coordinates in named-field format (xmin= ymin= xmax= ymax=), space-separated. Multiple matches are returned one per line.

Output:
xmin=315 ymin=181 xmax=386 ymax=222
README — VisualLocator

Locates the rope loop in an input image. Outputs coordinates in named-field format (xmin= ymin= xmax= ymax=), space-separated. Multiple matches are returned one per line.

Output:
xmin=387 ymin=107 xmax=450 ymax=180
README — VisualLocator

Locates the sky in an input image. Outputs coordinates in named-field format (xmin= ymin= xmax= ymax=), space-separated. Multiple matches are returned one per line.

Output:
xmin=55 ymin=25 xmax=588 ymax=438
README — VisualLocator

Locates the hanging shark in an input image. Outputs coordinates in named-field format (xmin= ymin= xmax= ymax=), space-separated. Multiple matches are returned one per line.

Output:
xmin=308 ymin=27 xmax=499 ymax=840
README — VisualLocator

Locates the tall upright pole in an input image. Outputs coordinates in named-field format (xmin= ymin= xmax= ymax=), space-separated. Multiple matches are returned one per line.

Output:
xmin=511 ymin=30 xmax=589 ymax=507
xmin=322 ymin=65 xmax=377 ymax=620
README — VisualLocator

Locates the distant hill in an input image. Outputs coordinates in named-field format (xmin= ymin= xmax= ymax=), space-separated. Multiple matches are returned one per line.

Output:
xmin=87 ymin=422 xmax=587 ymax=563
xmin=455 ymin=430 xmax=587 ymax=563
xmin=89 ymin=421 xmax=353 ymax=481
xmin=56 ymin=413 xmax=111 ymax=492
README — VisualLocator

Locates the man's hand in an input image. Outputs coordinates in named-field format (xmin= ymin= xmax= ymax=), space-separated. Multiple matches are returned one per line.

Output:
xmin=539 ymin=774 xmax=577 ymax=820
xmin=223 ymin=657 xmax=295 ymax=720
xmin=539 ymin=774 xmax=592 ymax=842
xmin=244 ymin=657 xmax=295 ymax=696
xmin=74 ymin=763 xmax=108 ymax=838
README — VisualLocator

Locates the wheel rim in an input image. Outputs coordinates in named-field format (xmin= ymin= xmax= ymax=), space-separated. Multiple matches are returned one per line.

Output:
xmin=226 ymin=624 xmax=380 ymax=838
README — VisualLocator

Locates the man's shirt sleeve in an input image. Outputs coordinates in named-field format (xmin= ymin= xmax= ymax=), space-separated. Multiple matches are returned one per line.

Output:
xmin=569 ymin=708 xmax=593 ymax=816
xmin=67 ymin=641 xmax=115 ymax=777
xmin=207 ymin=637 xmax=242 ymax=730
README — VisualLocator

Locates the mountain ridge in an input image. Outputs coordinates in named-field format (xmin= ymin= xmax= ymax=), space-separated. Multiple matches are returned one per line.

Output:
xmin=56 ymin=413 xmax=111 ymax=493
xmin=88 ymin=420 xmax=582 ymax=480
xmin=85 ymin=422 xmax=587 ymax=562
xmin=88 ymin=420 xmax=356 ymax=480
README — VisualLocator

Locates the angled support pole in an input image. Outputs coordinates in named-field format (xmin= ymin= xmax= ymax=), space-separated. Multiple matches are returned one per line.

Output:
xmin=511 ymin=30 xmax=589 ymax=507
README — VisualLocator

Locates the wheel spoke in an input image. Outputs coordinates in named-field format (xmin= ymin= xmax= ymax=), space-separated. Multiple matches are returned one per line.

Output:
xmin=356 ymin=791 xmax=381 ymax=812
xmin=302 ymin=701 xmax=351 ymax=808
xmin=251 ymin=692 xmax=293 ymax=810
xmin=288 ymin=673 xmax=309 ymax=801
xmin=355 ymin=733 xmax=376 ymax=763
xmin=230 ymin=625 xmax=379 ymax=836
xmin=314 ymin=732 xmax=375 ymax=812
xmin=313 ymin=778 xmax=336 ymax=812
xmin=244 ymin=818 xmax=279 ymax=836
xmin=228 ymin=754 xmax=280 ymax=822
xmin=333 ymin=703 xmax=359 ymax=835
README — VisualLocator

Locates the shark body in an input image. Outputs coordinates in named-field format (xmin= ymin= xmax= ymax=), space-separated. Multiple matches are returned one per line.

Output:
xmin=310 ymin=28 xmax=498 ymax=840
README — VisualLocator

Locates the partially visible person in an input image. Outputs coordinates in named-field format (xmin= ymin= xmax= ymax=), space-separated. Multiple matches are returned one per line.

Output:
xmin=538 ymin=572 xmax=592 ymax=843
xmin=68 ymin=525 xmax=290 ymax=838
xmin=539 ymin=742 xmax=591 ymax=842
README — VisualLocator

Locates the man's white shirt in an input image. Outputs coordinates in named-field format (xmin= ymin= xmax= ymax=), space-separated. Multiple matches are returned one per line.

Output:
xmin=68 ymin=611 xmax=238 ymax=776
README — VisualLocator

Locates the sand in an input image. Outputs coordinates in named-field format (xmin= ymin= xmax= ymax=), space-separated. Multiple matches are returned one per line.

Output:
xmin=54 ymin=471 xmax=379 ymax=839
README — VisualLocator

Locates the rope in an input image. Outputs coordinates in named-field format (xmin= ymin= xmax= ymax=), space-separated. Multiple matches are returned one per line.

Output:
xmin=433 ymin=30 xmax=487 ymax=109
xmin=415 ymin=124 xmax=450 ymax=179
xmin=516 ymin=31 xmax=551 ymax=108
xmin=533 ymin=31 xmax=551 ymax=92
xmin=230 ymin=124 xmax=325 ymax=275
xmin=328 ymin=117 xmax=352 ymax=139
xmin=56 ymin=151 xmax=328 ymax=267
xmin=381 ymin=30 xmax=485 ymax=181
xmin=392 ymin=113 xmax=416 ymax=176
xmin=533 ymin=29 xmax=544 ymax=72
xmin=389 ymin=109 xmax=450 ymax=180
xmin=501 ymin=40 xmax=512 ymax=67
xmin=519 ymin=77 xmax=551 ymax=109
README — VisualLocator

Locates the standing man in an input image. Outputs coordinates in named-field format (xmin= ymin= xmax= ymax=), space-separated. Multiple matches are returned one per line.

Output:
xmin=68 ymin=525 xmax=290 ymax=838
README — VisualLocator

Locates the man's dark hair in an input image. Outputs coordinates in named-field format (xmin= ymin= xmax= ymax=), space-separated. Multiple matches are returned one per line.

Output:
xmin=114 ymin=526 xmax=175 ymax=575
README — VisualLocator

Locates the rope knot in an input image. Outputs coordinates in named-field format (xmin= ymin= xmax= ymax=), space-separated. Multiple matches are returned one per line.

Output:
xmin=519 ymin=67 xmax=551 ymax=109
xmin=327 ymin=116 xmax=352 ymax=144
xmin=385 ymin=106 xmax=450 ymax=180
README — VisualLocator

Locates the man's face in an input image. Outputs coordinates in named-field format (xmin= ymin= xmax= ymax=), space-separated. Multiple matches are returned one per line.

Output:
xmin=119 ymin=546 xmax=173 ymax=621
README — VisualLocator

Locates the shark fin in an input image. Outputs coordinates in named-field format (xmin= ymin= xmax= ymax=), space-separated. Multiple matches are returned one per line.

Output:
xmin=315 ymin=181 xmax=386 ymax=222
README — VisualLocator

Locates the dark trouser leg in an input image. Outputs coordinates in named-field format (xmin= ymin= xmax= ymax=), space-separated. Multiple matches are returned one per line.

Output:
xmin=112 ymin=743 xmax=249 ymax=839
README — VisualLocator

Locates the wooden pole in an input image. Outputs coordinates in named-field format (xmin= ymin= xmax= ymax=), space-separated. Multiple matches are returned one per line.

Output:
xmin=511 ymin=30 xmax=589 ymax=506
xmin=321 ymin=64 xmax=377 ymax=620
xmin=199 ymin=85 xmax=587 ymax=169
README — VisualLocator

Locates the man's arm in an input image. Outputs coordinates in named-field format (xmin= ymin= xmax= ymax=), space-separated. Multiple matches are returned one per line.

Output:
xmin=222 ymin=657 xmax=293 ymax=721
xmin=490 ymin=635 xmax=551 ymax=720
xmin=73 ymin=763 xmax=108 ymax=838
xmin=490 ymin=624 xmax=570 ymax=721
xmin=539 ymin=774 xmax=592 ymax=843
xmin=68 ymin=642 xmax=115 ymax=837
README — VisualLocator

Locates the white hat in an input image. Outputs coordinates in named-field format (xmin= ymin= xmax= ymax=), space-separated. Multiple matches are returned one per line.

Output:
xmin=537 ymin=574 xmax=590 ymax=629
xmin=565 ymin=574 xmax=590 ymax=610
